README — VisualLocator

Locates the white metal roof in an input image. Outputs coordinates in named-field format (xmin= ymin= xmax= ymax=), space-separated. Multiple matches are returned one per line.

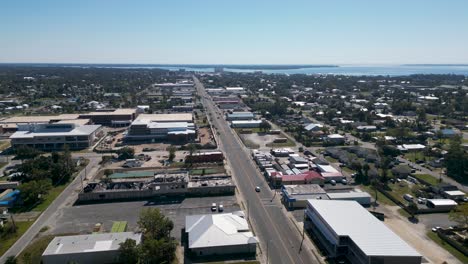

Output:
xmin=42 ymin=232 xmax=142 ymax=256
xmin=443 ymin=190 xmax=465 ymax=196
xmin=316 ymin=164 xmax=339 ymax=173
xmin=185 ymin=212 xmax=258 ymax=249
xmin=326 ymin=191 xmax=371 ymax=199
xmin=307 ymin=200 xmax=421 ymax=257
xmin=427 ymin=199 xmax=458 ymax=206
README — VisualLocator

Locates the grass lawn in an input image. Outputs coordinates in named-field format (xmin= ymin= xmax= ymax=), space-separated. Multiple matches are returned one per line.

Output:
xmin=341 ymin=167 xmax=355 ymax=174
xmin=0 ymin=161 xmax=8 ymax=169
xmin=32 ymin=184 xmax=68 ymax=212
xmin=190 ymin=167 xmax=224 ymax=175
xmin=324 ymin=156 xmax=338 ymax=163
xmin=0 ymin=140 xmax=10 ymax=151
xmin=388 ymin=182 xmax=415 ymax=204
xmin=427 ymin=231 xmax=468 ymax=263
xmin=0 ymin=221 xmax=35 ymax=257
xmin=265 ymin=139 xmax=296 ymax=148
xmin=359 ymin=185 xmax=397 ymax=206
xmin=403 ymin=151 xmax=426 ymax=163
xmin=16 ymin=235 xmax=55 ymax=264
xmin=397 ymin=208 xmax=411 ymax=218
xmin=413 ymin=174 xmax=440 ymax=186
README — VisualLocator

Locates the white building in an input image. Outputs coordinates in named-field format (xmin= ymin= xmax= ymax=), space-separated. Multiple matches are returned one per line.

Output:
xmin=305 ymin=200 xmax=422 ymax=264
xmin=397 ymin=144 xmax=426 ymax=152
xmin=126 ymin=113 xmax=196 ymax=141
xmin=10 ymin=123 xmax=101 ymax=150
xmin=325 ymin=134 xmax=345 ymax=144
xmin=230 ymin=120 xmax=262 ymax=128
xmin=185 ymin=211 xmax=258 ymax=257
xmin=42 ymin=232 xmax=142 ymax=264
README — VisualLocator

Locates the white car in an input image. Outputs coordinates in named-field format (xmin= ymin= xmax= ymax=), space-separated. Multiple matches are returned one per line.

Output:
xmin=211 ymin=203 xmax=217 ymax=211
xmin=255 ymin=186 xmax=261 ymax=192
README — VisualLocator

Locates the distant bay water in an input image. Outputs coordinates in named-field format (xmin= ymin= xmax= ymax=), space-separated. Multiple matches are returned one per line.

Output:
xmin=156 ymin=65 xmax=468 ymax=76
xmin=4 ymin=63 xmax=468 ymax=76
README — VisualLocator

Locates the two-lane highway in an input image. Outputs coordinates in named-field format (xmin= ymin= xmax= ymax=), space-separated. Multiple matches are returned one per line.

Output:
xmin=194 ymin=76 xmax=322 ymax=264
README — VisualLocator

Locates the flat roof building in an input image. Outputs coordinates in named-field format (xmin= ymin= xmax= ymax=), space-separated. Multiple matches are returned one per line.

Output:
xmin=135 ymin=113 xmax=193 ymax=123
xmin=10 ymin=123 xmax=101 ymax=150
xmin=126 ymin=113 xmax=196 ymax=142
xmin=79 ymin=108 xmax=137 ymax=127
xmin=42 ymin=232 xmax=142 ymax=264
xmin=282 ymin=184 xmax=328 ymax=208
xmin=185 ymin=211 xmax=257 ymax=257
xmin=230 ymin=120 xmax=262 ymax=128
xmin=305 ymin=200 xmax=422 ymax=264
xmin=226 ymin=112 xmax=254 ymax=121
xmin=326 ymin=191 xmax=372 ymax=206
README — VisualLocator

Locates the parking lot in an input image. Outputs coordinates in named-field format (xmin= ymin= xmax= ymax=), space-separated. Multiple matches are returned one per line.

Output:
xmin=48 ymin=195 xmax=240 ymax=240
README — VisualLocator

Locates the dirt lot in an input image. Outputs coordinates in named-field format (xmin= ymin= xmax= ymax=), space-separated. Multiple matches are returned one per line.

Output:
xmin=241 ymin=132 xmax=279 ymax=150
xmin=374 ymin=205 xmax=461 ymax=264
xmin=198 ymin=127 xmax=215 ymax=145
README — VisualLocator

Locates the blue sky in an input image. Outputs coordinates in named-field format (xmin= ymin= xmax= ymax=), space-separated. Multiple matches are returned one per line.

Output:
xmin=1 ymin=0 xmax=467 ymax=64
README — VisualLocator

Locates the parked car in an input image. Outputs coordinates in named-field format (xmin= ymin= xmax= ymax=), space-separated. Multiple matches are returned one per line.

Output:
xmin=211 ymin=203 xmax=217 ymax=211
xmin=218 ymin=204 xmax=224 ymax=212
xmin=255 ymin=186 xmax=261 ymax=192
xmin=330 ymin=180 xmax=337 ymax=186
xmin=403 ymin=194 xmax=414 ymax=202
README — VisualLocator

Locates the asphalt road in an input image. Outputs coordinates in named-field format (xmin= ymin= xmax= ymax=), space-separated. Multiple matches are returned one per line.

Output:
xmin=0 ymin=157 xmax=101 ymax=263
xmin=194 ymin=77 xmax=322 ymax=264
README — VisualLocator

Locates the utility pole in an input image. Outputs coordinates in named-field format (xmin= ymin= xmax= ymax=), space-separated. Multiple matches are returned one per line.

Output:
xmin=266 ymin=240 xmax=269 ymax=264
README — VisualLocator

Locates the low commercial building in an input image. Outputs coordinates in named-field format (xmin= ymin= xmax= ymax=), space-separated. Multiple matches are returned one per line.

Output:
xmin=230 ymin=120 xmax=262 ymax=128
xmin=442 ymin=190 xmax=466 ymax=201
xmin=185 ymin=151 xmax=224 ymax=163
xmin=326 ymin=191 xmax=372 ymax=206
xmin=185 ymin=211 xmax=257 ymax=257
xmin=79 ymin=108 xmax=137 ymax=126
xmin=397 ymin=144 xmax=426 ymax=152
xmin=278 ymin=171 xmax=325 ymax=186
xmin=10 ymin=123 xmax=102 ymax=150
xmin=42 ymin=232 xmax=142 ymax=264
xmin=305 ymin=200 xmax=422 ymax=264
xmin=226 ymin=111 xmax=255 ymax=121
xmin=316 ymin=164 xmax=343 ymax=182
xmin=426 ymin=199 xmax=458 ymax=211
xmin=126 ymin=113 xmax=196 ymax=142
xmin=325 ymin=134 xmax=345 ymax=144
xmin=282 ymin=184 xmax=328 ymax=208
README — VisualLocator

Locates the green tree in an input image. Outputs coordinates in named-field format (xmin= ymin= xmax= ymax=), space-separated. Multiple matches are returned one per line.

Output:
xmin=445 ymin=136 xmax=468 ymax=182
xmin=117 ymin=147 xmax=135 ymax=160
xmin=138 ymin=208 xmax=174 ymax=240
xmin=407 ymin=202 xmax=419 ymax=219
xmin=14 ymin=146 xmax=42 ymax=160
xmin=4 ymin=256 xmax=17 ymax=264
xmin=139 ymin=238 xmax=177 ymax=264
xmin=168 ymin=146 xmax=176 ymax=162
xmin=118 ymin=239 xmax=140 ymax=264
xmin=449 ymin=203 xmax=468 ymax=227
xmin=259 ymin=120 xmax=272 ymax=132
xmin=18 ymin=179 xmax=52 ymax=206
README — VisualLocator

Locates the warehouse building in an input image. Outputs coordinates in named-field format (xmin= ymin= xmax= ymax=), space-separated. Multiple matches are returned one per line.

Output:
xmin=185 ymin=211 xmax=257 ymax=257
xmin=230 ymin=120 xmax=262 ymax=128
xmin=42 ymin=232 xmax=142 ymax=264
xmin=426 ymin=199 xmax=458 ymax=212
xmin=226 ymin=111 xmax=255 ymax=121
xmin=282 ymin=184 xmax=328 ymax=208
xmin=79 ymin=108 xmax=137 ymax=126
xmin=305 ymin=200 xmax=422 ymax=264
xmin=10 ymin=123 xmax=102 ymax=150
xmin=326 ymin=191 xmax=372 ymax=206
xmin=126 ymin=113 xmax=196 ymax=142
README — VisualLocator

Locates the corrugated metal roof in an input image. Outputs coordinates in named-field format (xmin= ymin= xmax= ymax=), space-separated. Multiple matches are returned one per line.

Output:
xmin=307 ymin=200 xmax=421 ymax=257
xmin=185 ymin=212 xmax=258 ymax=249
